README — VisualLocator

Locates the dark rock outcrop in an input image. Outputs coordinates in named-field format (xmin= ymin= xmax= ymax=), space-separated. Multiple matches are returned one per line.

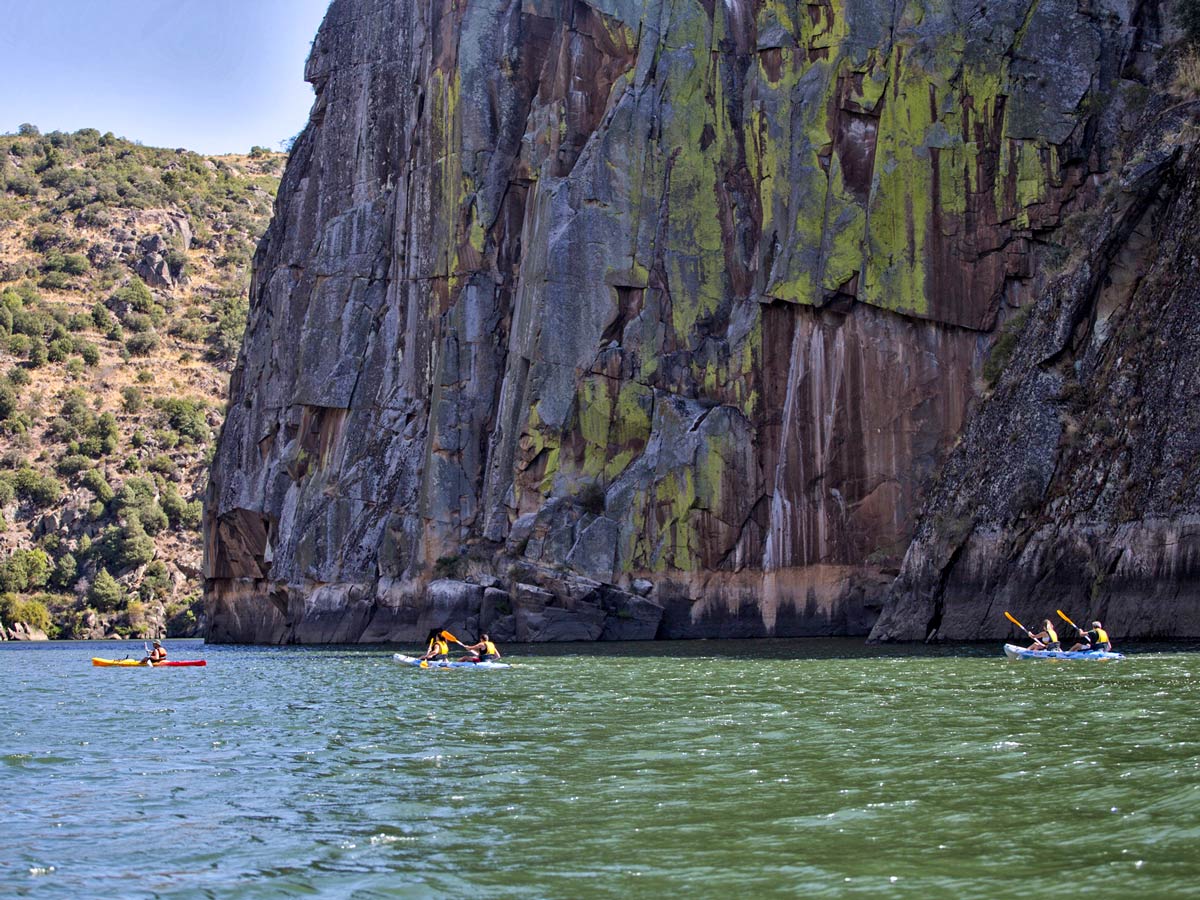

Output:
xmin=871 ymin=93 xmax=1200 ymax=642
xmin=205 ymin=0 xmax=1175 ymax=643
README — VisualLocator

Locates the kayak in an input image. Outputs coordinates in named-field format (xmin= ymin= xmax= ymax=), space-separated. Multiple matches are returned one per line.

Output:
xmin=92 ymin=658 xmax=207 ymax=667
xmin=1003 ymin=644 xmax=1124 ymax=661
xmin=393 ymin=653 xmax=511 ymax=669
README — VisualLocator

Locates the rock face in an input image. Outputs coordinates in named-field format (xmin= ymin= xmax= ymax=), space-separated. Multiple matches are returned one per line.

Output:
xmin=870 ymin=102 xmax=1200 ymax=642
xmin=205 ymin=0 xmax=1169 ymax=643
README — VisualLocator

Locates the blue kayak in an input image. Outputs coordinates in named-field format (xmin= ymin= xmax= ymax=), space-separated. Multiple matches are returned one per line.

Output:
xmin=393 ymin=653 xmax=511 ymax=669
xmin=1003 ymin=643 xmax=1124 ymax=661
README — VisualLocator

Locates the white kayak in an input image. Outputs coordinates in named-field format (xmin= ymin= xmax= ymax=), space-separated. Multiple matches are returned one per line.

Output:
xmin=393 ymin=653 xmax=512 ymax=669
xmin=1003 ymin=643 xmax=1125 ymax=661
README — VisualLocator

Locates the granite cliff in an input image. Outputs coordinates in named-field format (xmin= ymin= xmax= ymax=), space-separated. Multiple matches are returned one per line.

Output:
xmin=204 ymin=0 xmax=1189 ymax=643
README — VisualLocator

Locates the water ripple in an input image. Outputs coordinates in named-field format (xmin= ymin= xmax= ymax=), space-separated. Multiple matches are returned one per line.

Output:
xmin=2 ymin=640 xmax=1200 ymax=897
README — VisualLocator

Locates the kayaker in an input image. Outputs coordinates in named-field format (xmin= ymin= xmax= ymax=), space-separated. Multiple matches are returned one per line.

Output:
xmin=418 ymin=629 xmax=450 ymax=661
xmin=140 ymin=640 xmax=167 ymax=666
xmin=1027 ymin=619 xmax=1060 ymax=651
xmin=460 ymin=633 xmax=501 ymax=663
xmin=1066 ymin=621 xmax=1112 ymax=652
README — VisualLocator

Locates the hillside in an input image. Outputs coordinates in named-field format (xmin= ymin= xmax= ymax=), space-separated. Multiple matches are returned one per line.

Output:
xmin=0 ymin=126 xmax=283 ymax=639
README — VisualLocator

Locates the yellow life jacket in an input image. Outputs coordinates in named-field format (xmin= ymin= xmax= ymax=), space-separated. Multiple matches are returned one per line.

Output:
xmin=1045 ymin=626 xmax=1058 ymax=644
xmin=1094 ymin=628 xmax=1109 ymax=645
xmin=482 ymin=640 xmax=498 ymax=656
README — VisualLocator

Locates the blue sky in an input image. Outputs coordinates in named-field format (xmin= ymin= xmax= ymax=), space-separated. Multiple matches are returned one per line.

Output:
xmin=0 ymin=0 xmax=333 ymax=155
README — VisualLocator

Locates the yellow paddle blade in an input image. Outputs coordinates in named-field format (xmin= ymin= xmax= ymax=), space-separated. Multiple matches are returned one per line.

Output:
xmin=1003 ymin=611 xmax=1025 ymax=631
xmin=1056 ymin=609 xmax=1078 ymax=630
xmin=440 ymin=629 xmax=460 ymax=643
xmin=420 ymin=660 xmax=428 ymax=668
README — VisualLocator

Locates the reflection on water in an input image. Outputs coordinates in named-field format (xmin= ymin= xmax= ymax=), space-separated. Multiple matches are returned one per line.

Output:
xmin=2 ymin=639 xmax=1199 ymax=898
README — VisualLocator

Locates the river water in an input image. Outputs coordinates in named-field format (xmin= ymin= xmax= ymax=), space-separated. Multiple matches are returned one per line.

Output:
xmin=2 ymin=638 xmax=1199 ymax=898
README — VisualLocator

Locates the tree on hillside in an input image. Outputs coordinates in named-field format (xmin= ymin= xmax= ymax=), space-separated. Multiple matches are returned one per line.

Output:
xmin=88 ymin=568 xmax=124 ymax=612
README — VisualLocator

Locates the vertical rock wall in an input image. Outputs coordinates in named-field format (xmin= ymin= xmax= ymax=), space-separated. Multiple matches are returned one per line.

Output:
xmin=205 ymin=0 xmax=1152 ymax=642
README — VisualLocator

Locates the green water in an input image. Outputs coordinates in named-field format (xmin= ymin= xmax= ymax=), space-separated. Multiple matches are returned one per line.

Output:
xmin=2 ymin=639 xmax=1199 ymax=898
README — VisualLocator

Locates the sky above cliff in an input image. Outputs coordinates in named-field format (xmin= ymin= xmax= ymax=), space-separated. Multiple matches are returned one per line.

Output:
xmin=0 ymin=0 xmax=331 ymax=155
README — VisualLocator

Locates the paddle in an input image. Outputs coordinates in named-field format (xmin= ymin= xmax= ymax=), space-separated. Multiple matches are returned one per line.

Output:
xmin=440 ymin=629 xmax=467 ymax=648
xmin=1056 ymin=609 xmax=1082 ymax=633
xmin=1004 ymin=611 xmax=1042 ymax=647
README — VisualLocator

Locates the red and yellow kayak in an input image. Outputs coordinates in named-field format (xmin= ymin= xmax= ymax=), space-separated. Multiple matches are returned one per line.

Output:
xmin=91 ymin=658 xmax=207 ymax=667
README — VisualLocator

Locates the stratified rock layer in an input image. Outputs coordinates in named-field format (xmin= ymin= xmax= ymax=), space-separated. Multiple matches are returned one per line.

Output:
xmin=205 ymin=0 xmax=1158 ymax=642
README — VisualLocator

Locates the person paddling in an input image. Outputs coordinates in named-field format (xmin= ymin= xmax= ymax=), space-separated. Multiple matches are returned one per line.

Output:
xmin=1027 ymin=619 xmax=1060 ymax=651
xmin=460 ymin=633 xmax=501 ymax=663
xmin=418 ymin=629 xmax=451 ymax=661
xmin=1066 ymin=621 xmax=1112 ymax=653
xmin=140 ymin=640 xmax=167 ymax=666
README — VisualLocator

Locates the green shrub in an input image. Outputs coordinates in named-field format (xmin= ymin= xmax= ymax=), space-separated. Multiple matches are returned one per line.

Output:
xmin=6 ymin=366 xmax=30 ymax=387
xmin=51 ymin=552 xmax=78 ymax=590
xmin=125 ymin=331 xmax=159 ymax=356
xmin=62 ymin=254 xmax=89 ymax=276
xmin=88 ymin=567 xmax=124 ymax=611
xmin=39 ymin=271 xmax=72 ymax=290
xmin=0 ymin=593 xmax=54 ymax=635
xmin=91 ymin=303 xmax=114 ymax=331
xmin=80 ymin=468 xmax=114 ymax=503
xmin=13 ymin=467 xmax=62 ymax=506
xmin=121 ymin=386 xmax=143 ymax=413
xmin=11 ymin=308 xmax=47 ymax=337
xmin=0 ymin=384 xmax=16 ymax=420
xmin=26 ymin=338 xmax=47 ymax=367
xmin=47 ymin=337 xmax=74 ymax=362
xmin=55 ymin=454 xmax=92 ymax=476
xmin=154 ymin=429 xmax=179 ymax=450
xmin=141 ymin=560 xmax=170 ymax=599
xmin=123 ymin=312 xmax=153 ymax=333
xmin=113 ymin=278 xmax=156 ymax=314
xmin=155 ymin=397 xmax=209 ymax=443
xmin=94 ymin=517 xmax=156 ymax=572
xmin=146 ymin=454 xmax=178 ymax=478
xmin=78 ymin=342 xmax=100 ymax=366
xmin=161 ymin=483 xmax=201 ymax=530
xmin=112 ymin=479 xmax=168 ymax=535
xmin=0 ymin=548 xmax=52 ymax=592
